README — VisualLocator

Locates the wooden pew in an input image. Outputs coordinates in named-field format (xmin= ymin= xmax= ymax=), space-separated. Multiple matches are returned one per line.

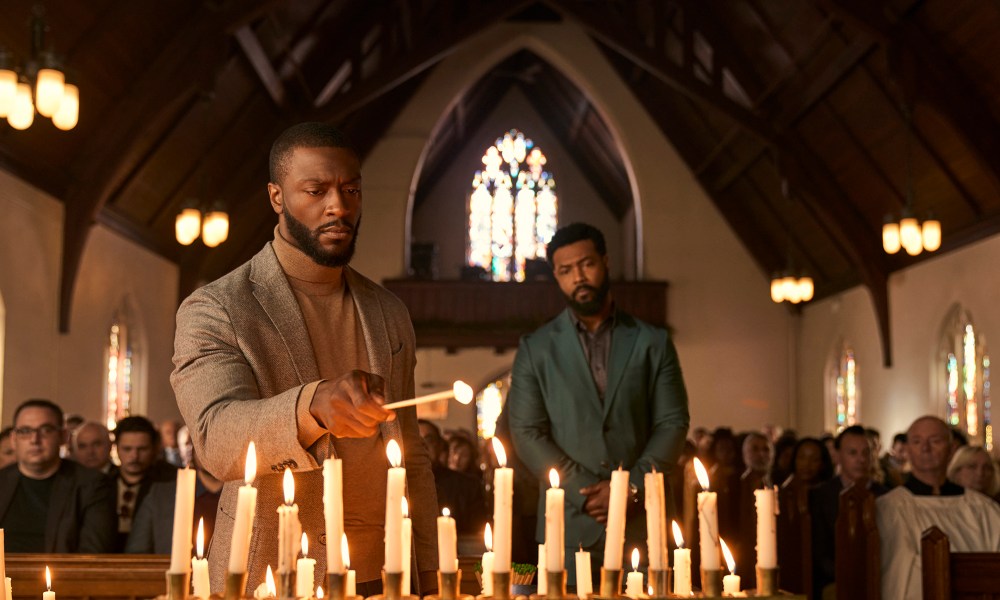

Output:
xmin=6 ymin=554 xmax=170 ymax=600
xmin=776 ymin=478 xmax=812 ymax=597
xmin=921 ymin=525 xmax=1000 ymax=600
xmin=834 ymin=484 xmax=879 ymax=600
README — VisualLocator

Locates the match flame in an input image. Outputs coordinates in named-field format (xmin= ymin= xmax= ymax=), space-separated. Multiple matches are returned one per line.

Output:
xmin=341 ymin=534 xmax=351 ymax=570
xmin=401 ymin=497 xmax=409 ymax=518
xmin=693 ymin=457 xmax=709 ymax=491
xmin=453 ymin=381 xmax=474 ymax=404
xmin=549 ymin=468 xmax=560 ymax=488
xmin=442 ymin=507 xmax=451 ymax=517
xmin=720 ymin=538 xmax=735 ymax=574
xmin=265 ymin=566 xmax=276 ymax=597
xmin=631 ymin=548 xmax=640 ymax=571
xmin=245 ymin=441 xmax=257 ymax=485
xmin=283 ymin=468 xmax=295 ymax=505
xmin=386 ymin=439 xmax=402 ymax=468
xmin=301 ymin=532 xmax=309 ymax=557
xmin=492 ymin=438 xmax=507 ymax=467
xmin=671 ymin=520 xmax=684 ymax=549
xmin=316 ymin=587 xmax=324 ymax=599
xmin=196 ymin=517 xmax=205 ymax=558
xmin=484 ymin=523 xmax=493 ymax=551
xmin=45 ymin=566 xmax=52 ymax=591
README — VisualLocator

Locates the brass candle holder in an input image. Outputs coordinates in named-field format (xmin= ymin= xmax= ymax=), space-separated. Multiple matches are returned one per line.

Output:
xmin=326 ymin=572 xmax=360 ymax=600
xmin=755 ymin=567 xmax=779 ymax=596
xmin=593 ymin=568 xmax=621 ymax=599
xmin=368 ymin=571 xmax=419 ymax=600
xmin=223 ymin=572 xmax=248 ymax=600
xmin=646 ymin=568 xmax=670 ymax=598
xmin=423 ymin=570 xmax=474 ymax=600
xmin=700 ymin=569 xmax=721 ymax=597
xmin=490 ymin=571 xmax=512 ymax=600
xmin=529 ymin=571 xmax=570 ymax=600
xmin=278 ymin=571 xmax=295 ymax=600
xmin=166 ymin=572 xmax=191 ymax=600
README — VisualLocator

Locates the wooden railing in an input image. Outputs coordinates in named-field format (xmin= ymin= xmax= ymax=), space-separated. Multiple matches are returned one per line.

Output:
xmin=383 ymin=279 xmax=670 ymax=349
xmin=6 ymin=554 xmax=170 ymax=600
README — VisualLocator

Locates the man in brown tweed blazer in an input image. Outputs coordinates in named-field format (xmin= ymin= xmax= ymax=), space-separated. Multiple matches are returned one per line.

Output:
xmin=172 ymin=122 xmax=438 ymax=595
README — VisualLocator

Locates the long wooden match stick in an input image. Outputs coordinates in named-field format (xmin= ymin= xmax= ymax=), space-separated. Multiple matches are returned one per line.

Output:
xmin=383 ymin=380 xmax=473 ymax=410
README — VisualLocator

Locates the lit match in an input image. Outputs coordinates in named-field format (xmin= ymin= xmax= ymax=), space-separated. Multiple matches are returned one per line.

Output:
xmin=382 ymin=380 xmax=474 ymax=410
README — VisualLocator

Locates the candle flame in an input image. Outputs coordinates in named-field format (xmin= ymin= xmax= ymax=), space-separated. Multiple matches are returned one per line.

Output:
xmin=492 ymin=438 xmax=507 ymax=467
xmin=386 ymin=439 xmax=402 ymax=468
xmin=442 ymin=507 xmax=451 ymax=517
xmin=648 ymin=585 xmax=653 ymax=596
xmin=301 ymin=532 xmax=309 ymax=557
xmin=245 ymin=441 xmax=257 ymax=485
xmin=401 ymin=497 xmax=409 ymax=518
xmin=484 ymin=522 xmax=493 ymax=551
xmin=196 ymin=517 xmax=205 ymax=558
xmin=453 ymin=381 xmax=474 ymax=404
xmin=316 ymin=587 xmax=324 ymax=599
xmin=45 ymin=566 xmax=51 ymax=591
xmin=265 ymin=566 xmax=276 ymax=597
xmin=631 ymin=548 xmax=640 ymax=571
xmin=283 ymin=468 xmax=295 ymax=505
xmin=671 ymin=520 xmax=684 ymax=548
xmin=720 ymin=538 xmax=735 ymax=574
xmin=549 ymin=468 xmax=559 ymax=488
xmin=693 ymin=457 xmax=709 ymax=491
xmin=341 ymin=534 xmax=351 ymax=570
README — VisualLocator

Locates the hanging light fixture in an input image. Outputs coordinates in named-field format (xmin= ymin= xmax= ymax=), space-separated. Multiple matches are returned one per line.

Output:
xmin=882 ymin=106 xmax=940 ymax=256
xmin=175 ymin=202 xmax=228 ymax=247
xmin=0 ymin=7 xmax=80 ymax=131
xmin=768 ymin=172 xmax=814 ymax=305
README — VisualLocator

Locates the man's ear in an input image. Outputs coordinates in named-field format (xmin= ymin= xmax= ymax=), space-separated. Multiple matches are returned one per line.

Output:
xmin=267 ymin=182 xmax=283 ymax=215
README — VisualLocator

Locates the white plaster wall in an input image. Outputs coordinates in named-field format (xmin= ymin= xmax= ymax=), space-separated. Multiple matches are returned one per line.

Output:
xmin=799 ymin=235 xmax=1000 ymax=439
xmin=0 ymin=169 xmax=180 ymax=425
xmin=360 ymin=21 xmax=792 ymax=432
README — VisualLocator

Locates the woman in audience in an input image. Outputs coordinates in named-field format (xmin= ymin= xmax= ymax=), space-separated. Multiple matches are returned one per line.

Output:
xmin=947 ymin=445 xmax=1000 ymax=503
xmin=784 ymin=437 xmax=834 ymax=488
xmin=771 ymin=434 xmax=799 ymax=487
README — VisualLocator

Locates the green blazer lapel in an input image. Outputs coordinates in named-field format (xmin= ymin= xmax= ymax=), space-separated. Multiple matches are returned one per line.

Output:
xmin=554 ymin=310 xmax=603 ymax=414
xmin=603 ymin=311 xmax=638 ymax=418
xmin=249 ymin=244 xmax=320 ymax=383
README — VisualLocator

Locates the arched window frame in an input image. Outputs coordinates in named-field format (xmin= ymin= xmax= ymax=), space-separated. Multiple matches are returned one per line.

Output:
xmin=104 ymin=300 xmax=143 ymax=430
xmin=826 ymin=340 xmax=859 ymax=433
xmin=938 ymin=305 xmax=991 ymax=448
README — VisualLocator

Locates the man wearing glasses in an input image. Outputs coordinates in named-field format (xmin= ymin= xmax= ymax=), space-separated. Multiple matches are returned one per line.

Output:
xmin=0 ymin=399 xmax=116 ymax=552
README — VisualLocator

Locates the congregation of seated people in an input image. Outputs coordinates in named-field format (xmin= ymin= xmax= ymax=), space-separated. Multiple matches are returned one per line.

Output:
xmin=0 ymin=398 xmax=221 ymax=554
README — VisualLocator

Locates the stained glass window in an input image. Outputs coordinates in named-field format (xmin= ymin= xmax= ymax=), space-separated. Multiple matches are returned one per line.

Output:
xmin=940 ymin=308 xmax=990 ymax=447
xmin=835 ymin=347 xmax=858 ymax=432
xmin=105 ymin=308 xmax=134 ymax=430
xmin=468 ymin=129 xmax=558 ymax=282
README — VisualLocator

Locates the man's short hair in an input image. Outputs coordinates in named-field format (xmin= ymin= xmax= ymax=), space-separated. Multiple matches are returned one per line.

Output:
xmin=65 ymin=413 xmax=84 ymax=429
xmin=835 ymin=425 xmax=867 ymax=450
xmin=269 ymin=122 xmax=358 ymax=184
xmin=546 ymin=222 xmax=607 ymax=267
xmin=13 ymin=398 xmax=64 ymax=426
xmin=892 ymin=432 xmax=907 ymax=445
xmin=0 ymin=427 xmax=12 ymax=444
xmin=113 ymin=416 xmax=160 ymax=445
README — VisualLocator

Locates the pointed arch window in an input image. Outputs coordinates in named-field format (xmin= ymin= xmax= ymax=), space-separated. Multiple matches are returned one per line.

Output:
xmin=105 ymin=304 xmax=137 ymax=430
xmin=467 ymin=129 xmax=558 ymax=282
xmin=940 ymin=307 xmax=991 ymax=449
xmin=834 ymin=346 xmax=859 ymax=432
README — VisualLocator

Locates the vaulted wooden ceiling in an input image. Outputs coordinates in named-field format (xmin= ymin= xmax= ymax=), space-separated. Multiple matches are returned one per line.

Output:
xmin=1 ymin=0 xmax=998 ymax=366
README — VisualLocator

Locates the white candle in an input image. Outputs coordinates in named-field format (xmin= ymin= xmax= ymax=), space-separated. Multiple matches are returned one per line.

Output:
xmin=324 ymin=458 xmax=345 ymax=573
xmin=192 ymin=518 xmax=211 ymax=599
xmin=342 ymin=535 xmax=357 ymax=597
xmin=296 ymin=533 xmax=317 ymax=599
xmin=644 ymin=470 xmax=667 ymax=570
xmin=720 ymin=539 xmax=741 ymax=596
xmin=492 ymin=438 xmax=513 ymax=573
xmin=603 ymin=468 xmax=629 ymax=570
xmin=229 ymin=443 xmax=258 ymax=574
xmin=537 ymin=544 xmax=546 ymax=595
xmin=385 ymin=440 xmax=406 ymax=574
xmin=401 ymin=499 xmax=412 ymax=596
xmin=43 ymin=567 xmax=55 ymax=600
xmin=545 ymin=469 xmax=564 ymax=573
xmin=624 ymin=549 xmax=643 ymax=599
xmin=754 ymin=487 xmax=777 ymax=569
xmin=693 ymin=459 xmax=720 ymax=571
xmin=481 ymin=524 xmax=494 ymax=596
xmin=277 ymin=469 xmax=301 ymax=574
xmin=3 ymin=577 xmax=8 ymax=600
xmin=170 ymin=468 xmax=197 ymax=573
xmin=671 ymin=521 xmax=691 ymax=597
xmin=438 ymin=508 xmax=458 ymax=574
xmin=575 ymin=548 xmax=592 ymax=599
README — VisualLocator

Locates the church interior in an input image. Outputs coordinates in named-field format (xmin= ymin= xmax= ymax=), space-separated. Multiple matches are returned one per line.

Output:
xmin=2 ymin=1 xmax=1000 ymax=599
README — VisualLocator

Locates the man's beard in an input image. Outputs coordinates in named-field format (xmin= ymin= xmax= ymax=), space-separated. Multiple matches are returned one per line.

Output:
xmin=565 ymin=275 xmax=611 ymax=316
xmin=283 ymin=205 xmax=360 ymax=268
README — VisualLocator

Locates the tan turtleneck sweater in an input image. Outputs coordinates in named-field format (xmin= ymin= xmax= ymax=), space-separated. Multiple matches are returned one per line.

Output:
xmin=273 ymin=229 xmax=390 ymax=583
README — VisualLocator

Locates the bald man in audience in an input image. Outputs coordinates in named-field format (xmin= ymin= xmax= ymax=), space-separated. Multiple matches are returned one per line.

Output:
xmin=877 ymin=416 xmax=1000 ymax=600
xmin=72 ymin=422 xmax=114 ymax=474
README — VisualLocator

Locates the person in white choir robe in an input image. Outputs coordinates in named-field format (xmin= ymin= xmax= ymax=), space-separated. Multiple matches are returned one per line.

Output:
xmin=876 ymin=416 xmax=1000 ymax=600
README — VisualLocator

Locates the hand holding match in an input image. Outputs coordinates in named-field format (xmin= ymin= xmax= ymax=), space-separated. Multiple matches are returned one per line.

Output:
xmin=382 ymin=380 xmax=474 ymax=410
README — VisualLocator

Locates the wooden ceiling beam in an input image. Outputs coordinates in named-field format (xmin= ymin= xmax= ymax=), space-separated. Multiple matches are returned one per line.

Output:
xmin=235 ymin=25 xmax=287 ymax=107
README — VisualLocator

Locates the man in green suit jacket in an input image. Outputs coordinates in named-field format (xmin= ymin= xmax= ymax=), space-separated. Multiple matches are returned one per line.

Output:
xmin=508 ymin=223 xmax=689 ymax=580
